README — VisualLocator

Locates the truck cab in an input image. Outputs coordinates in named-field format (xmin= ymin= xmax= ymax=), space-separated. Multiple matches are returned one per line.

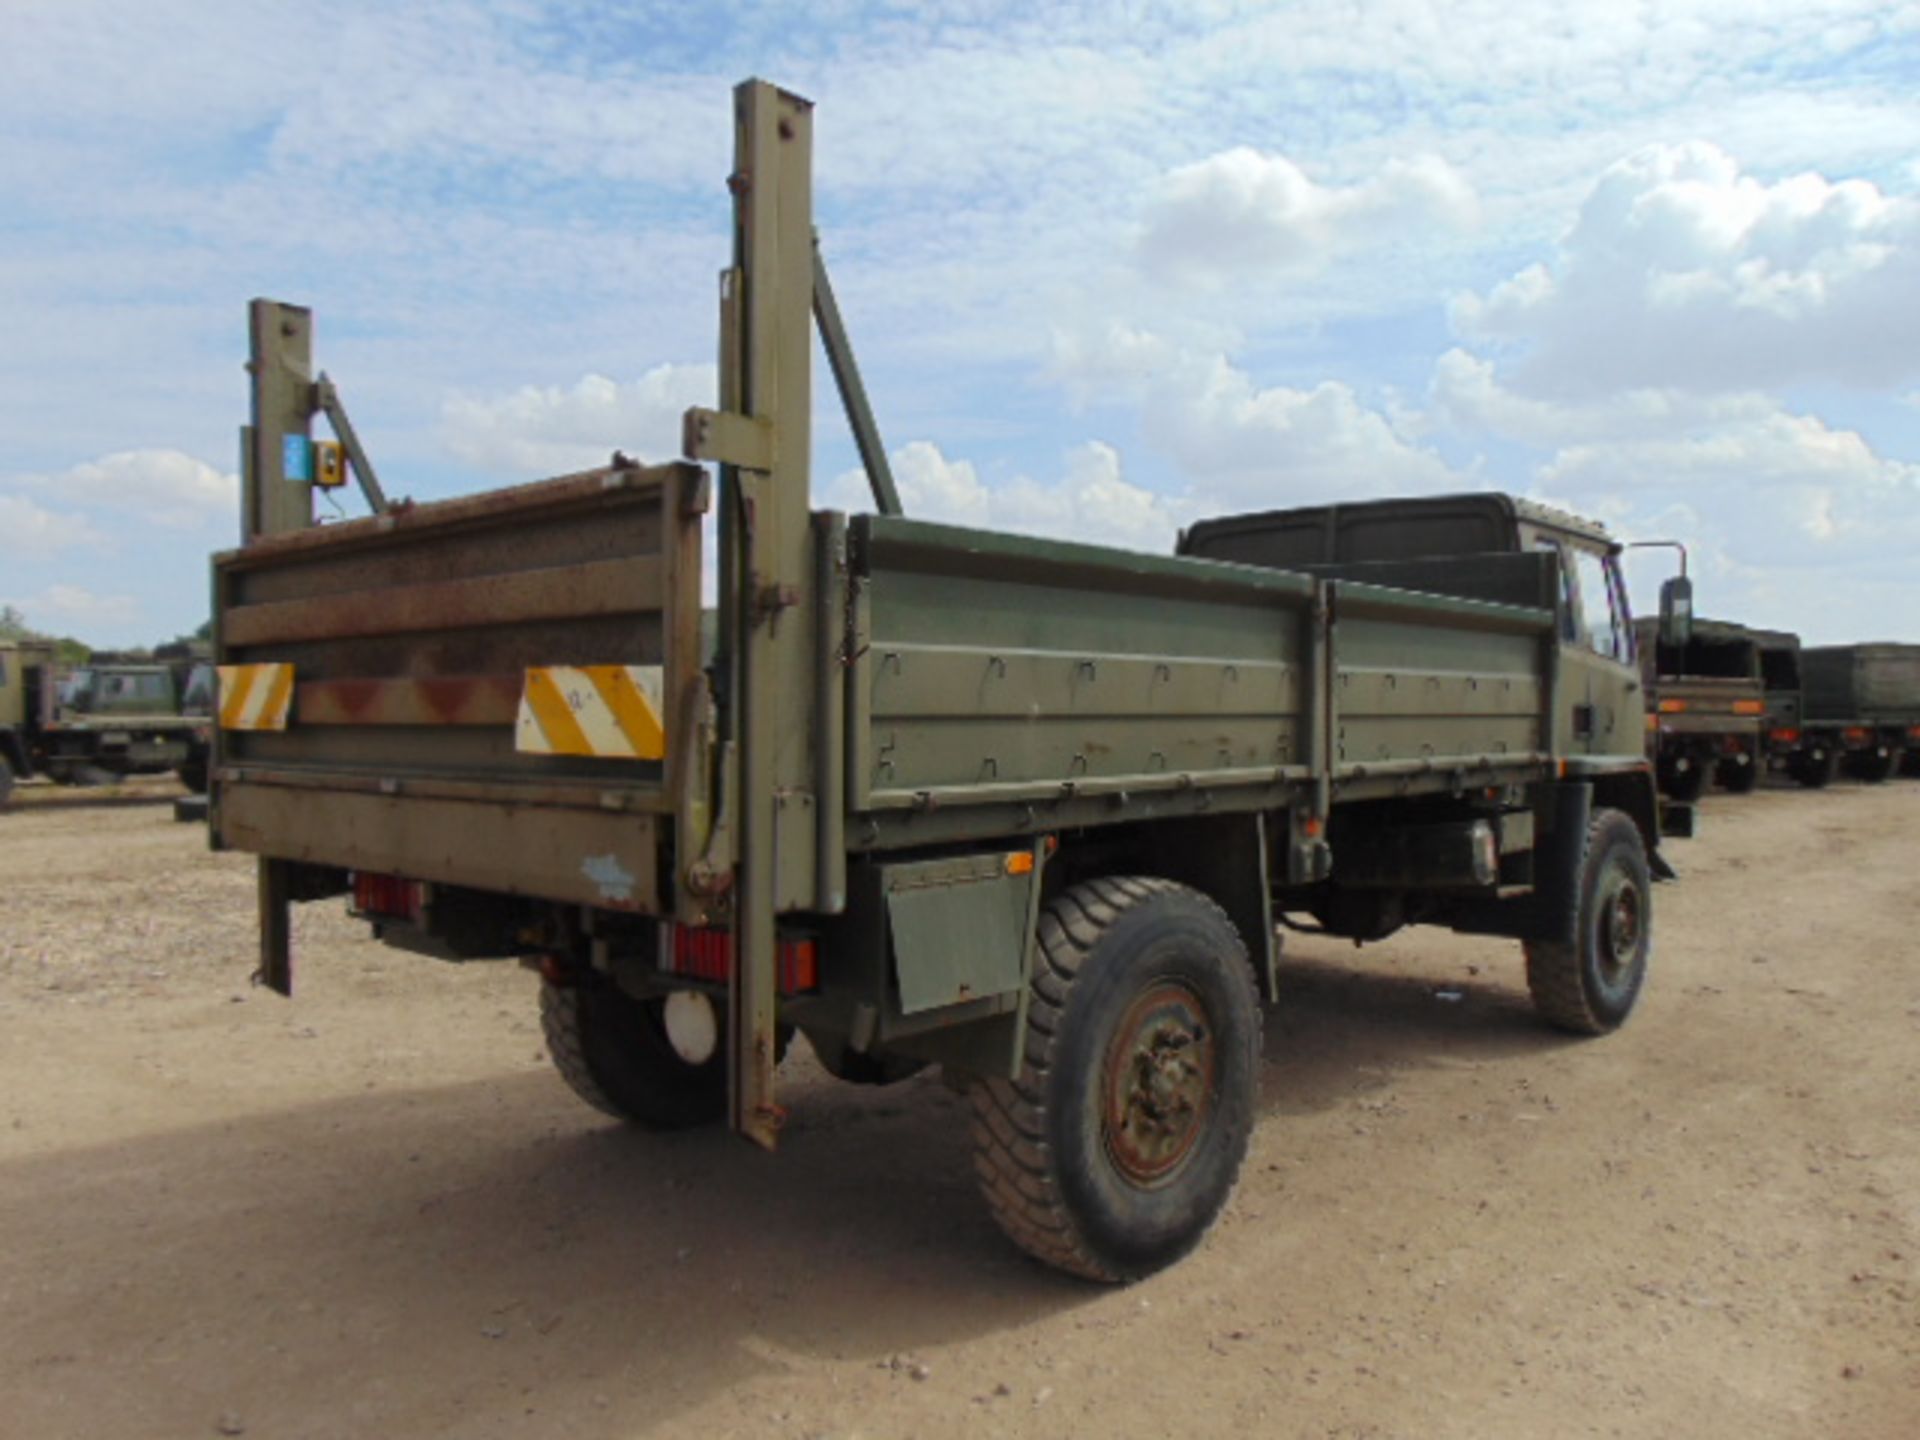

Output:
xmin=1178 ymin=492 xmax=1644 ymax=761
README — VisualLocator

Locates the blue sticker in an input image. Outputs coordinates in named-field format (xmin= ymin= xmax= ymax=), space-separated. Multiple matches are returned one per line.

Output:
xmin=282 ymin=433 xmax=312 ymax=482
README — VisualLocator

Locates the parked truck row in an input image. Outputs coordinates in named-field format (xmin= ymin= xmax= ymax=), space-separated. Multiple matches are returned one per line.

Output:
xmin=1636 ymin=612 xmax=1920 ymax=797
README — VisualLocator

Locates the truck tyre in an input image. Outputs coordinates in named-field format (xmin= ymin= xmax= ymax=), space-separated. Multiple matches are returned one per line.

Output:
xmin=1845 ymin=747 xmax=1896 ymax=784
xmin=1656 ymin=756 xmax=1706 ymax=803
xmin=1902 ymin=749 xmax=1920 ymax=779
xmin=1790 ymin=746 xmax=1837 ymax=788
xmin=0 ymin=754 xmax=13 ymax=809
xmin=1524 ymin=809 xmax=1651 ymax=1036
xmin=539 ymin=978 xmax=727 ymax=1130
xmin=1715 ymin=755 xmax=1760 ymax=794
xmin=968 ymin=877 xmax=1261 ymax=1283
xmin=176 ymin=758 xmax=209 ymax=794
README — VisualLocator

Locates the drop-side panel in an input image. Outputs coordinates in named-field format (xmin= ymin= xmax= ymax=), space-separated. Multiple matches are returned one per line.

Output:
xmin=212 ymin=463 xmax=705 ymax=909
xmin=1329 ymin=581 xmax=1553 ymax=772
xmin=850 ymin=518 xmax=1313 ymax=812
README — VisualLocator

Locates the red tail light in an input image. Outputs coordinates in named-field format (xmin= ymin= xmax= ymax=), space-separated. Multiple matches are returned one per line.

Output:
xmin=1770 ymin=727 xmax=1800 ymax=744
xmin=1844 ymin=726 xmax=1871 ymax=744
xmin=353 ymin=872 xmax=422 ymax=922
xmin=664 ymin=925 xmax=818 ymax=995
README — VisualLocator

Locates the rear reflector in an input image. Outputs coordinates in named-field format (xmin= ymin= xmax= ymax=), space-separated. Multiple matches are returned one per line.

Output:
xmin=1657 ymin=698 xmax=1688 ymax=714
xmin=1732 ymin=699 xmax=1765 ymax=716
xmin=1770 ymin=727 xmax=1800 ymax=744
xmin=353 ymin=872 xmax=421 ymax=922
xmin=664 ymin=925 xmax=818 ymax=995
xmin=1844 ymin=726 xmax=1871 ymax=743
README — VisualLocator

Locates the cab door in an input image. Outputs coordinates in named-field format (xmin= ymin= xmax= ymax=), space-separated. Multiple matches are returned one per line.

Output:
xmin=1565 ymin=543 xmax=1640 ymax=757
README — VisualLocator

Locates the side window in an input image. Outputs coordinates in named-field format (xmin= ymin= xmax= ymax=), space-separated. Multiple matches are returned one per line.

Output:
xmin=1534 ymin=539 xmax=1577 ymax=641
xmin=1572 ymin=548 xmax=1626 ymax=661
xmin=1605 ymin=554 xmax=1636 ymax=664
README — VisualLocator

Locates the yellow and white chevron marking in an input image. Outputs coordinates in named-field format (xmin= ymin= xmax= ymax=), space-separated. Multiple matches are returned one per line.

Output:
xmin=516 ymin=665 xmax=665 ymax=760
xmin=217 ymin=663 xmax=295 ymax=731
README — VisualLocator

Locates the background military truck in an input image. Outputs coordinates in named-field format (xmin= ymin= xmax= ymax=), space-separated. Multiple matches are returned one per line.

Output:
xmin=207 ymin=79 xmax=1669 ymax=1282
xmin=1801 ymin=644 xmax=1920 ymax=783
xmin=0 ymin=642 xmax=211 ymax=804
xmin=1629 ymin=616 xmax=1767 ymax=800
xmin=47 ymin=655 xmax=209 ymax=790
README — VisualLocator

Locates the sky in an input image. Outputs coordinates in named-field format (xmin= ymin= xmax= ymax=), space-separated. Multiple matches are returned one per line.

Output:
xmin=3 ymin=0 xmax=1919 ymax=647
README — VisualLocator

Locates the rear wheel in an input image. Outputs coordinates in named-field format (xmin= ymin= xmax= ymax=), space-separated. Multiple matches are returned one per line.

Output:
xmin=1715 ymin=754 xmax=1761 ymax=794
xmin=1525 ymin=809 xmax=1652 ymax=1035
xmin=1657 ymin=755 xmax=1706 ymax=803
xmin=968 ymin=877 xmax=1261 ymax=1282
xmin=1845 ymin=746 xmax=1897 ymax=784
xmin=1901 ymin=749 xmax=1920 ymax=779
xmin=0 ymin=754 xmax=13 ymax=809
xmin=176 ymin=757 xmax=209 ymax=794
xmin=1790 ymin=746 xmax=1838 ymax=789
xmin=540 ymin=978 xmax=728 ymax=1130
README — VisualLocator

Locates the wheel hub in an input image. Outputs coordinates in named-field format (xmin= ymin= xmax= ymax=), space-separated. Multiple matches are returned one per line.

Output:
xmin=1103 ymin=982 xmax=1217 ymax=1187
xmin=1602 ymin=877 xmax=1642 ymax=975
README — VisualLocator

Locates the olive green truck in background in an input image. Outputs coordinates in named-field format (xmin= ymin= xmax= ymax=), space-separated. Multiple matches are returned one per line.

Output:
xmin=0 ymin=642 xmax=211 ymax=805
xmin=1631 ymin=617 xmax=1768 ymax=801
xmin=208 ymin=80 xmax=1669 ymax=1281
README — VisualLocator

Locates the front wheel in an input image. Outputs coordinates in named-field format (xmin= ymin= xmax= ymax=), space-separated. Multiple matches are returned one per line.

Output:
xmin=1525 ymin=809 xmax=1652 ymax=1035
xmin=968 ymin=877 xmax=1262 ymax=1282
xmin=540 ymin=979 xmax=729 ymax=1130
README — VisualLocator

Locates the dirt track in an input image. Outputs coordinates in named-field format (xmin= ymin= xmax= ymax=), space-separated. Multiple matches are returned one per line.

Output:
xmin=2 ymin=783 xmax=1916 ymax=1439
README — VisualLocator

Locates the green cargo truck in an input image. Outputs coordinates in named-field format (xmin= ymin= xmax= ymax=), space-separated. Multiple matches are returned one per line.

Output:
xmin=1629 ymin=616 xmax=1768 ymax=800
xmin=1800 ymin=644 xmax=1920 ymax=783
xmin=208 ymin=79 xmax=1670 ymax=1281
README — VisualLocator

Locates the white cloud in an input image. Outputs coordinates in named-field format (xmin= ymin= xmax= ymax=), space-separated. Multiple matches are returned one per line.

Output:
xmin=0 ymin=494 xmax=104 ymax=553
xmin=1428 ymin=348 xmax=1778 ymax=447
xmin=0 ymin=584 xmax=143 ymax=632
xmin=1455 ymin=141 xmax=1920 ymax=394
xmin=1052 ymin=322 xmax=1461 ymax=505
xmin=1138 ymin=148 xmax=1476 ymax=282
xmin=825 ymin=439 xmax=1187 ymax=553
xmin=29 ymin=449 xmax=237 ymax=529
xmin=441 ymin=364 xmax=715 ymax=476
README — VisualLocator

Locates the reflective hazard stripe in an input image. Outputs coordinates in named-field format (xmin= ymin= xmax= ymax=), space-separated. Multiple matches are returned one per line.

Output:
xmin=516 ymin=665 xmax=665 ymax=759
xmin=218 ymin=663 xmax=295 ymax=731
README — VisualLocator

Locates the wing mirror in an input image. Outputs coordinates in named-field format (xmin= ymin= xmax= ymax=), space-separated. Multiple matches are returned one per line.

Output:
xmin=1658 ymin=575 xmax=1693 ymax=651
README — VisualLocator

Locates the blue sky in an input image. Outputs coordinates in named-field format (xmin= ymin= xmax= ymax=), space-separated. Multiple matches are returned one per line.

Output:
xmin=4 ymin=0 xmax=1918 ymax=645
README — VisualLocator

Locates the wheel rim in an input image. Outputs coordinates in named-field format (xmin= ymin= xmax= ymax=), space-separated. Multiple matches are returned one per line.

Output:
xmin=1599 ymin=868 xmax=1642 ymax=981
xmin=1102 ymin=981 xmax=1217 ymax=1188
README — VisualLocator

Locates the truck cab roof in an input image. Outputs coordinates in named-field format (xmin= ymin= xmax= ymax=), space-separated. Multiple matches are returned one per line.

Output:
xmin=1179 ymin=491 xmax=1611 ymax=570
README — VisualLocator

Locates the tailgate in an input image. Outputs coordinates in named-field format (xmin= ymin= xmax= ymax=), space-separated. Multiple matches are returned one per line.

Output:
xmin=211 ymin=461 xmax=705 ymax=913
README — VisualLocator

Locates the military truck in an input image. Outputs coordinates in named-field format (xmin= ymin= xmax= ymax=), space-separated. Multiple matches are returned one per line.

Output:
xmin=1629 ymin=616 xmax=1767 ymax=800
xmin=208 ymin=80 xmax=1669 ymax=1282
xmin=1801 ymin=644 xmax=1920 ymax=783
xmin=0 ymin=643 xmax=212 ymax=803
xmin=46 ymin=657 xmax=207 ymax=788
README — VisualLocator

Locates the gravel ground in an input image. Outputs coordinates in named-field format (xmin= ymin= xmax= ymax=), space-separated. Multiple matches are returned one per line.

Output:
xmin=1 ymin=781 xmax=1916 ymax=1439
